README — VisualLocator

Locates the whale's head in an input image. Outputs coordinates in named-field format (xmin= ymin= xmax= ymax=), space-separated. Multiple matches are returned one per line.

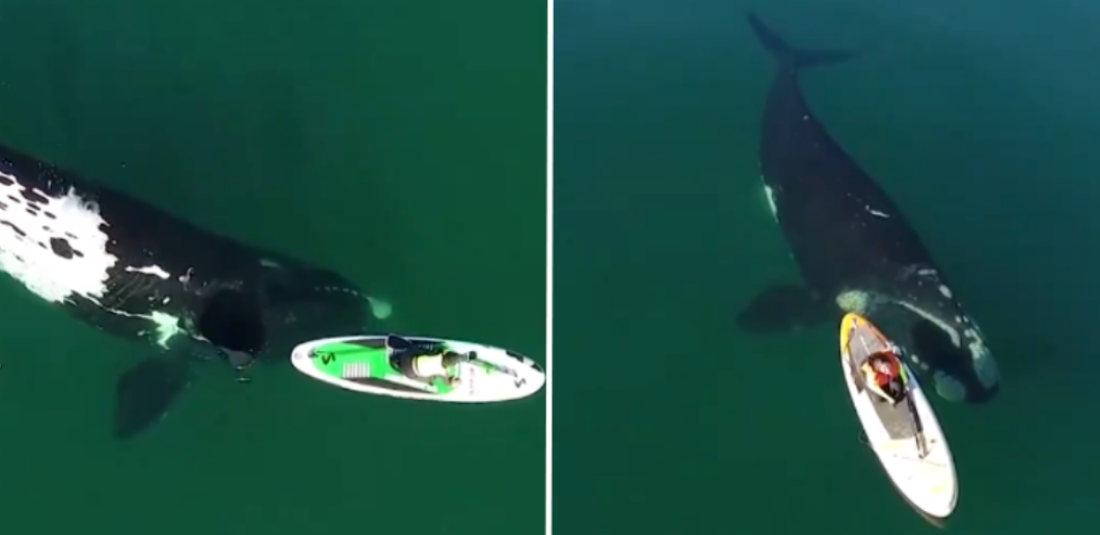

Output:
xmin=906 ymin=308 xmax=999 ymax=404
xmin=261 ymin=261 xmax=390 ymax=345
xmin=837 ymin=272 xmax=1000 ymax=404
xmin=187 ymin=259 xmax=390 ymax=369
xmin=110 ymin=258 xmax=390 ymax=439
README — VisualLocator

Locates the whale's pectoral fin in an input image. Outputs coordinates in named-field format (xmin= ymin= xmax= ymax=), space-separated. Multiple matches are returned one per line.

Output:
xmin=114 ymin=357 xmax=192 ymax=440
xmin=737 ymin=283 xmax=835 ymax=334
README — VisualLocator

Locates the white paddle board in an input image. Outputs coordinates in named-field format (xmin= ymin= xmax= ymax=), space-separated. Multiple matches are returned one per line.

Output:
xmin=839 ymin=312 xmax=958 ymax=520
xmin=290 ymin=334 xmax=545 ymax=403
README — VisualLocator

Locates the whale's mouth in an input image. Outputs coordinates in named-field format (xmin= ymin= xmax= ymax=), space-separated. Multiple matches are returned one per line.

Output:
xmin=262 ymin=275 xmax=378 ymax=353
xmin=271 ymin=284 xmax=372 ymax=337
xmin=197 ymin=289 xmax=266 ymax=355
xmin=910 ymin=318 xmax=996 ymax=403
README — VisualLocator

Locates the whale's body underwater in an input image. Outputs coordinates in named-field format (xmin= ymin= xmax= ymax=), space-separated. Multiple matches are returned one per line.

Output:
xmin=0 ymin=142 xmax=389 ymax=437
xmin=737 ymin=13 xmax=1000 ymax=403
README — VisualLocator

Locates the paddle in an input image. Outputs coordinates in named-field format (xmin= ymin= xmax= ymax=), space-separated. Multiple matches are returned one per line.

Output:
xmin=899 ymin=367 xmax=929 ymax=458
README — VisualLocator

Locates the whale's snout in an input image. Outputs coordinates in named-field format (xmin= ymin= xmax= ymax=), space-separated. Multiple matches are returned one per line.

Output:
xmin=912 ymin=318 xmax=1000 ymax=404
xmin=262 ymin=265 xmax=389 ymax=347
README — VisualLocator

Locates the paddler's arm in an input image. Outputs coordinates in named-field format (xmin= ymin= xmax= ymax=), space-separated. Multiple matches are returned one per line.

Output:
xmin=861 ymin=364 xmax=895 ymax=404
xmin=866 ymin=382 xmax=896 ymax=404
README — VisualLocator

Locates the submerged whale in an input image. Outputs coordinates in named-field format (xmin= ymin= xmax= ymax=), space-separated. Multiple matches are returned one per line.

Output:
xmin=0 ymin=142 xmax=390 ymax=437
xmin=737 ymin=13 xmax=1000 ymax=403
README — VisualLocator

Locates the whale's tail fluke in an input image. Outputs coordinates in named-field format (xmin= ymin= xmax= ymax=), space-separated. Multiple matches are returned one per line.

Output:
xmin=746 ymin=12 xmax=854 ymax=70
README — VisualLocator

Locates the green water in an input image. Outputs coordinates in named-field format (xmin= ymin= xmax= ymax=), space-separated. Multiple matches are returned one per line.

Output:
xmin=0 ymin=0 xmax=545 ymax=533
xmin=556 ymin=0 xmax=1100 ymax=533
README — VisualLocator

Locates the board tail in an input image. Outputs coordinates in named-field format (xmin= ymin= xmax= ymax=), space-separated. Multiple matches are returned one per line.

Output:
xmin=746 ymin=12 xmax=854 ymax=70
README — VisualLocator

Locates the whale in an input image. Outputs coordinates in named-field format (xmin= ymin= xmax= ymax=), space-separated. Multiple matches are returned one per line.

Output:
xmin=736 ymin=13 xmax=1000 ymax=403
xmin=0 ymin=142 xmax=390 ymax=437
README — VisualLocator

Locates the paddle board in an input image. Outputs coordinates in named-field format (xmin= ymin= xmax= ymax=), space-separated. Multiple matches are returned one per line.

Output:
xmin=290 ymin=334 xmax=545 ymax=403
xmin=839 ymin=312 xmax=958 ymax=520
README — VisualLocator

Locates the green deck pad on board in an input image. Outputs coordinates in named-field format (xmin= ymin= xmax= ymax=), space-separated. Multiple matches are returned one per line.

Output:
xmin=311 ymin=341 xmax=456 ymax=394
xmin=311 ymin=342 xmax=397 ymax=379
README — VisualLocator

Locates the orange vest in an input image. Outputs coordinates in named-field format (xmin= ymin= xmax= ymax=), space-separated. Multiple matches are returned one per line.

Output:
xmin=869 ymin=355 xmax=900 ymax=387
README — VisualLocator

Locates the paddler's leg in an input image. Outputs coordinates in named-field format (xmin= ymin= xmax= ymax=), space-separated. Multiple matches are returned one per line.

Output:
xmin=885 ymin=377 xmax=905 ymax=401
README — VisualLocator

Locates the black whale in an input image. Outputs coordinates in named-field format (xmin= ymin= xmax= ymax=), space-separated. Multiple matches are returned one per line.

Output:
xmin=0 ymin=142 xmax=388 ymax=437
xmin=737 ymin=13 xmax=1000 ymax=403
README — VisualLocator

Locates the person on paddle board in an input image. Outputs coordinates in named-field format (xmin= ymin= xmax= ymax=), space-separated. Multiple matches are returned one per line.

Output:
xmin=387 ymin=335 xmax=469 ymax=386
xmin=862 ymin=351 xmax=906 ymax=405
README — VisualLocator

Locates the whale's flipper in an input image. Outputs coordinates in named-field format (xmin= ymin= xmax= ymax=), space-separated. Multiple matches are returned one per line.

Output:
xmin=746 ymin=12 xmax=854 ymax=70
xmin=114 ymin=357 xmax=191 ymax=439
xmin=113 ymin=289 xmax=266 ymax=439
xmin=737 ymin=283 xmax=835 ymax=334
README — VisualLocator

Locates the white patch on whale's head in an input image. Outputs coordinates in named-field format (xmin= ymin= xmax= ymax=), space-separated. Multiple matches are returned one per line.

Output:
xmin=835 ymin=289 xmax=876 ymax=315
xmin=841 ymin=267 xmax=1000 ymax=404
xmin=893 ymin=300 xmax=999 ymax=401
xmin=763 ymin=185 xmax=778 ymax=221
xmin=0 ymin=174 xmax=118 ymax=303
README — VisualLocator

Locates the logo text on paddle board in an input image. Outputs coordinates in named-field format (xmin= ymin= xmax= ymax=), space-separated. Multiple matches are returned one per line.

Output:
xmin=312 ymin=351 xmax=336 ymax=365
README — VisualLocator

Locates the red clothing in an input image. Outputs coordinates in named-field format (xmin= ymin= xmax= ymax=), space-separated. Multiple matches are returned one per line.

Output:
xmin=870 ymin=354 xmax=900 ymax=387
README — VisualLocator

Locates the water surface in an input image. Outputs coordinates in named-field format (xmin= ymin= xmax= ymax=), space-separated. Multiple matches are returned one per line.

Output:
xmin=0 ymin=1 xmax=546 ymax=533
xmin=556 ymin=0 xmax=1100 ymax=533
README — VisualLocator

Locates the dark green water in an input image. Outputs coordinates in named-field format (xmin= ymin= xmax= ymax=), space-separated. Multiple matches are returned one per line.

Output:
xmin=557 ymin=0 xmax=1100 ymax=533
xmin=0 ymin=1 xmax=545 ymax=533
